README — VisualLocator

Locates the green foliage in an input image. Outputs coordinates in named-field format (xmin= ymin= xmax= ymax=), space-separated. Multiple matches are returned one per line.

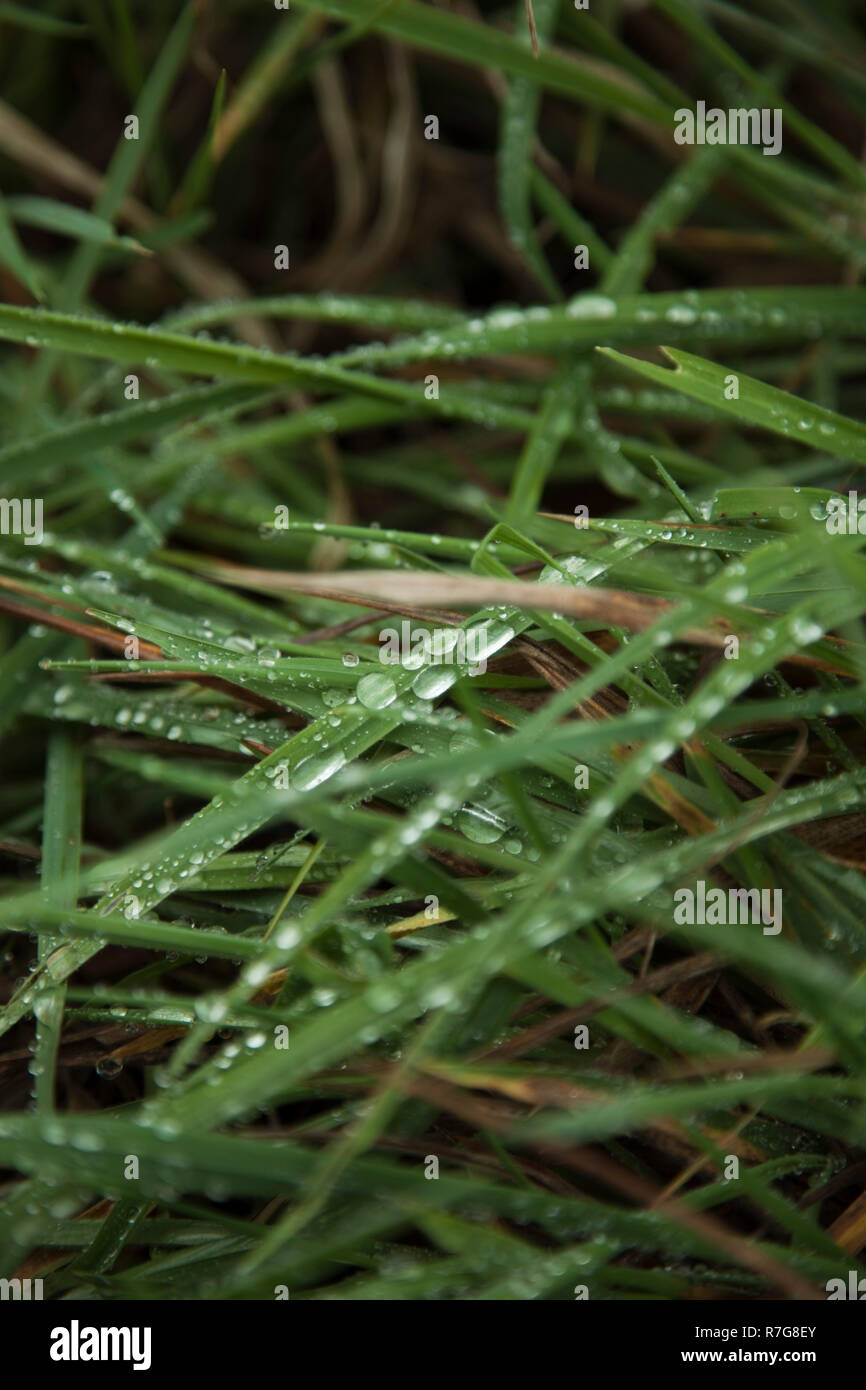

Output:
xmin=1 ymin=0 xmax=866 ymax=1303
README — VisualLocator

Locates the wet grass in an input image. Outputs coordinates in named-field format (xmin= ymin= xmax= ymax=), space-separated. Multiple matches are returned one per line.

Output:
xmin=1 ymin=0 xmax=866 ymax=1300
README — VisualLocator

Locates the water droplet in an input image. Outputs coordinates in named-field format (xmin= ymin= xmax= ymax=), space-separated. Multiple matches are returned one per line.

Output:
xmin=565 ymin=295 xmax=617 ymax=320
xmin=96 ymin=1057 xmax=123 ymax=1079
xmin=356 ymin=672 xmax=398 ymax=709
xmin=456 ymin=804 xmax=507 ymax=844
xmin=292 ymin=749 xmax=347 ymax=790
xmin=411 ymin=665 xmax=458 ymax=700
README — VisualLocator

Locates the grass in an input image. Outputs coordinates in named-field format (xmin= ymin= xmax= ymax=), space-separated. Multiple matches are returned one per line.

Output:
xmin=1 ymin=0 xmax=866 ymax=1302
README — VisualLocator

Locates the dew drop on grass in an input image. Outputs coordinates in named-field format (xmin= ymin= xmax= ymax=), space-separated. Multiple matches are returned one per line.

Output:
xmin=356 ymin=671 xmax=397 ymax=708
xmin=195 ymin=997 xmax=227 ymax=1023
xmin=790 ymin=618 xmax=823 ymax=645
xmin=456 ymin=804 xmax=507 ymax=844
xmin=665 ymin=304 xmax=697 ymax=324
xmin=275 ymin=923 xmax=301 ymax=950
xmin=565 ymin=295 xmax=617 ymax=320
xmin=96 ymin=1057 xmax=123 ymax=1078
xmin=411 ymin=665 xmax=458 ymax=699
xmin=366 ymin=983 xmax=399 ymax=1013
xmin=292 ymin=749 xmax=347 ymax=789
xmin=422 ymin=983 xmax=455 ymax=1009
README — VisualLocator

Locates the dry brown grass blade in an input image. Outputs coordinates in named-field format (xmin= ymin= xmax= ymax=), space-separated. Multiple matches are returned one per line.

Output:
xmin=0 ymin=592 xmax=299 ymax=720
xmin=0 ymin=593 xmax=163 ymax=657
xmin=210 ymin=12 xmax=321 ymax=165
xmin=409 ymin=1060 xmax=820 ymax=1298
xmin=792 ymin=813 xmax=866 ymax=868
xmin=200 ymin=564 xmax=730 ymax=646
xmin=643 ymin=768 xmax=718 ymax=836
xmin=826 ymin=1189 xmax=866 ymax=1254
xmin=524 ymin=0 xmax=539 ymax=58
xmin=666 ymin=1044 xmax=835 ymax=1082
xmin=196 ymin=566 xmax=857 ymax=672
xmin=545 ymin=1145 xmax=824 ymax=1301
xmin=474 ymin=951 xmax=721 ymax=1062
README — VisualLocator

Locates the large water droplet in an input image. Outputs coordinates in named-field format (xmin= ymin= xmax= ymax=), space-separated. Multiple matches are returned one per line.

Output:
xmin=411 ymin=665 xmax=458 ymax=699
xmin=356 ymin=672 xmax=398 ymax=709
xmin=456 ymin=804 xmax=507 ymax=844
xmin=292 ymin=749 xmax=347 ymax=789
